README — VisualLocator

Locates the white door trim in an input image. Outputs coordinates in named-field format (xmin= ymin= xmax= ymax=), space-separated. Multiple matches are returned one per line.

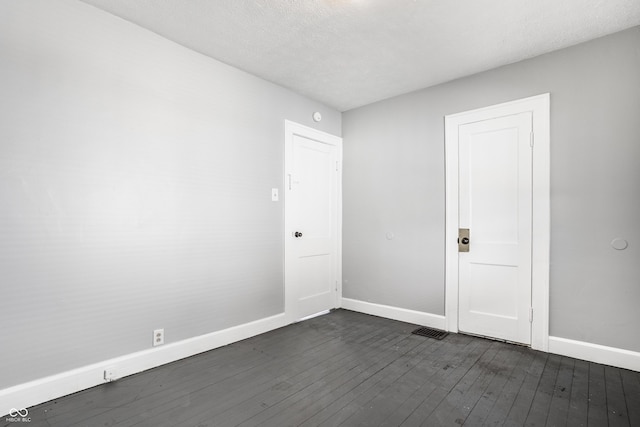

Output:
xmin=284 ymin=120 xmax=342 ymax=324
xmin=444 ymin=94 xmax=550 ymax=351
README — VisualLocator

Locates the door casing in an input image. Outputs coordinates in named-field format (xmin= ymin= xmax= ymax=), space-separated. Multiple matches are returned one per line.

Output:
xmin=444 ymin=94 xmax=550 ymax=351
xmin=284 ymin=120 xmax=343 ymax=324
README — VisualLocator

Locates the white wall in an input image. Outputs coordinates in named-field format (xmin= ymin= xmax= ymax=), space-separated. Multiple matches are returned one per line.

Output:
xmin=343 ymin=27 xmax=640 ymax=353
xmin=0 ymin=0 xmax=340 ymax=392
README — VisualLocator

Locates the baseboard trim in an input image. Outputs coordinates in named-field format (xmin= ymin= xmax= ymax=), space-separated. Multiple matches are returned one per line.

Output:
xmin=341 ymin=298 xmax=446 ymax=330
xmin=0 ymin=313 xmax=288 ymax=416
xmin=548 ymin=336 xmax=640 ymax=372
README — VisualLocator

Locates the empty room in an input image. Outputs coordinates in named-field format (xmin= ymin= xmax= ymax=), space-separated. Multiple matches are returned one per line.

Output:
xmin=1 ymin=0 xmax=639 ymax=426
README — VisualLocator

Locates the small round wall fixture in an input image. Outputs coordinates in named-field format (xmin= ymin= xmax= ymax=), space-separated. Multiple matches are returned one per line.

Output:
xmin=611 ymin=238 xmax=628 ymax=250
xmin=312 ymin=111 xmax=322 ymax=122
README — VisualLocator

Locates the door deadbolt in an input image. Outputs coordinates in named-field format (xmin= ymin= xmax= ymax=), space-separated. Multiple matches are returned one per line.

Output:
xmin=458 ymin=228 xmax=470 ymax=252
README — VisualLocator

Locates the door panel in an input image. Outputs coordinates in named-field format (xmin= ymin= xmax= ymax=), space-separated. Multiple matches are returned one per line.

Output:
xmin=458 ymin=112 xmax=532 ymax=344
xmin=293 ymin=137 xmax=334 ymax=243
xmin=285 ymin=122 xmax=341 ymax=322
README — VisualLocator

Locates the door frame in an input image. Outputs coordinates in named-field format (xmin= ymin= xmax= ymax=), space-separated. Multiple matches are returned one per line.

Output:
xmin=283 ymin=120 xmax=343 ymax=324
xmin=444 ymin=94 xmax=550 ymax=351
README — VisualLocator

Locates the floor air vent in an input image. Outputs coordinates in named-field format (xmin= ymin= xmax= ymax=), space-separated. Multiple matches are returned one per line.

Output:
xmin=412 ymin=327 xmax=448 ymax=340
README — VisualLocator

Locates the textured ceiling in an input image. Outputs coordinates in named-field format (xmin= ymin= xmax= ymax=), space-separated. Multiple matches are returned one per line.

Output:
xmin=79 ymin=0 xmax=640 ymax=111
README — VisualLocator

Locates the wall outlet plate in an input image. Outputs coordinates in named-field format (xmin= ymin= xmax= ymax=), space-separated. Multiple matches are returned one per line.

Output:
xmin=153 ymin=329 xmax=164 ymax=346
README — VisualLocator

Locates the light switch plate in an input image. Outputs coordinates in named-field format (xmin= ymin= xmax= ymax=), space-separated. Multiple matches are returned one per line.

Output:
xmin=271 ymin=188 xmax=279 ymax=201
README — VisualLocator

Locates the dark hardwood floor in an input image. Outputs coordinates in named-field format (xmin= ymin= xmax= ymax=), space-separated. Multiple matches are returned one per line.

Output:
xmin=10 ymin=309 xmax=640 ymax=426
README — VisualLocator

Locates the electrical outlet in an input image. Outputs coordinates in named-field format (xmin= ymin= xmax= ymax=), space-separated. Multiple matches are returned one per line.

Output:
xmin=153 ymin=329 xmax=164 ymax=346
xmin=104 ymin=367 xmax=117 ymax=382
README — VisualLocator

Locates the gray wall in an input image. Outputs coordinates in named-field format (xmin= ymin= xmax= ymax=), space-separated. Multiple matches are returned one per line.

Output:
xmin=343 ymin=26 xmax=640 ymax=352
xmin=0 ymin=0 xmax=340 ymax=389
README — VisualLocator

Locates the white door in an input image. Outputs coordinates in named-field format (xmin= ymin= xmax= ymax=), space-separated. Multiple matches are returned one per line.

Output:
xmin=284 ymin=121 xmax=341 ymax=322
xmin=457 ymin=112 xmax=533 ymax=344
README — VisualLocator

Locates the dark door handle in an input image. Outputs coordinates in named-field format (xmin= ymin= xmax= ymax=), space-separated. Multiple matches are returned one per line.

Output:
xmin=294 ymin=231 xmax=303 ymax=238
xmin=460 ymin=237 xmax=469 ymax=245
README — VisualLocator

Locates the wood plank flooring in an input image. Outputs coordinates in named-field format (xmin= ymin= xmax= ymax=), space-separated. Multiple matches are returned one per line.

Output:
xmin=10 ymin=309 xmax=639 ymax=426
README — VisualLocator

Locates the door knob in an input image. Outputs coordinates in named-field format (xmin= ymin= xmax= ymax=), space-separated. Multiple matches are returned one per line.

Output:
xmin=460 ymin=237 xmax=469 ymax=245
xmin=294 ymin=231 xmax=303 ymax=238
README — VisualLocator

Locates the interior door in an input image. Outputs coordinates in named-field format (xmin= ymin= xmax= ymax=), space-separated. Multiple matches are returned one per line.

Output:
xmin=458 ymin=112 xmax=533 ymax=344
xmin=284 ymin=121 xmax=341 ymax=322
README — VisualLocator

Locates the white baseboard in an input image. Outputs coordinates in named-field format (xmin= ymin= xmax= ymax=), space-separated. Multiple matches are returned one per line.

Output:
xmin=548 ymin=336 xmax=640 ymax=372
xmin=341 ymin=298 xmax=446 ymax=330
xmin=0 ymin=313 xmax=288 ymax=416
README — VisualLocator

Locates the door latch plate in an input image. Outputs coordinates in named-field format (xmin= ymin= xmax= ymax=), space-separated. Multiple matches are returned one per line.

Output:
xmin=458 ymin=228 xmax=470 ymax=252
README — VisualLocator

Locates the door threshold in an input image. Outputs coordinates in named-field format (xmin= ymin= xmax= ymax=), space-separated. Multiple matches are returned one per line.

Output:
xmin=296 ymin=309 xmax=331 ymax=322
xmin=459 ymin=331 xmax=530 ymax=348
